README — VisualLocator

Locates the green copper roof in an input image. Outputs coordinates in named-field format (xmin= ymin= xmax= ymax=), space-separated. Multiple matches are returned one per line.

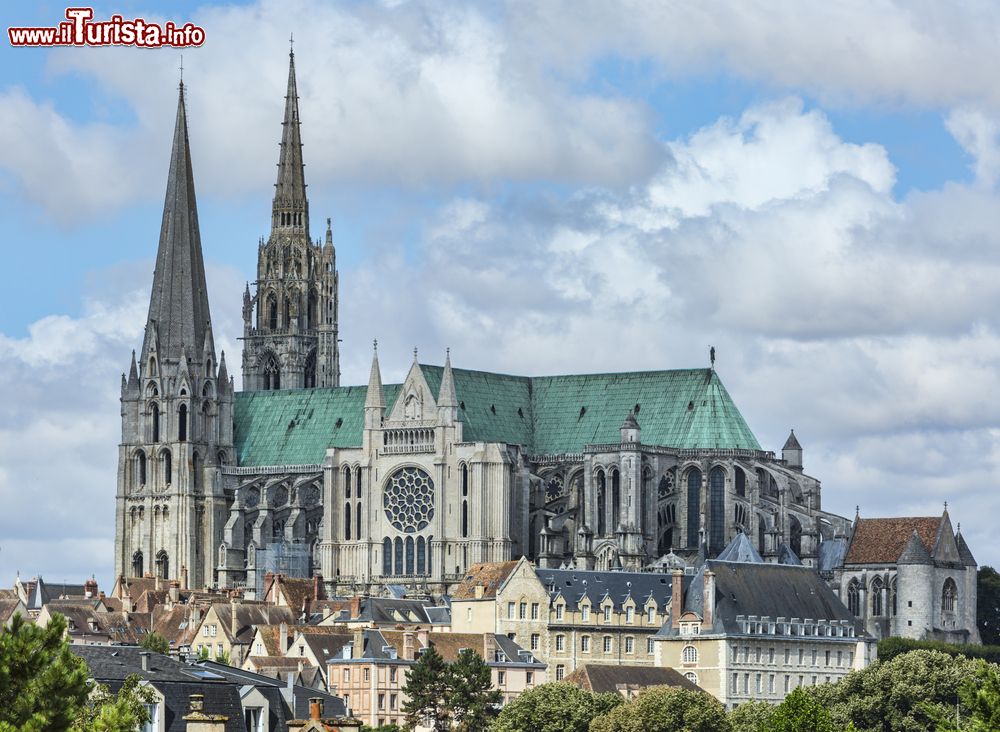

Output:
xmin=233 ymin=366 xmax=760 ymax=466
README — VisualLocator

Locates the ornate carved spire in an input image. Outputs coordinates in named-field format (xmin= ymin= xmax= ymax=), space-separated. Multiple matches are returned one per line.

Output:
xmin=365 ymin=341 xmax=385 ymax=410
xmin=271 ymin=48 xmax=308 ymax=234
xmin=141 ymin=82 xmax=212 ymax=368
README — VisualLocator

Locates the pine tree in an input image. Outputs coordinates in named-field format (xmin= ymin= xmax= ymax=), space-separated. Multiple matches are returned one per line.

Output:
xmin=446 ymin=648 xmax=503 ymax=731
xmin=401 ymin=646 xmax=451 ymax=731
xmin=0 ymin=612 xmax=153 ymax=732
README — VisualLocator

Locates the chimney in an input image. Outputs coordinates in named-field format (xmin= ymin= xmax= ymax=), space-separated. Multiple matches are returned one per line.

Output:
xmin=280 ymin=621 xmax=290 ymax=655
xmin=309 ymin=698 xmax=324 ymax=721
xmin=155 ymin=575 xmax=162 ymax=591
xmin=352 ymin=627 xmax=364 ymax=659
xmin=169 ymin=581 xmax=181 ymax=604
xmin=474 ymin=584 xmax=485 ymax=599
xmin=122 ymin=595 xmax=134 ymax=614
xmin=483 ymin=634 xmax=497 ymax=661
xmin=350 ymin=595 xmax=362 ymax=620
xmin=403 ymin=632 xmax=415 ymax=661
xmin=140 ymin=651 xmax=150 ymax=671
xmin=182 ymin=693 xmax=229 ymax=731
xmin=702 ymin=570 xmax=716 ymax=630
xmin=416 ymin=628 xmax=430 ymax=649
xmin=84 ymin=578 xmax=98 ymax=599
xmin=230 ymin=600 xmax=239 ymax=643
xmin=670 ymin=569 xmax=683 ymax=629
xmin=313 ymin=574 xmax=322 ymax=602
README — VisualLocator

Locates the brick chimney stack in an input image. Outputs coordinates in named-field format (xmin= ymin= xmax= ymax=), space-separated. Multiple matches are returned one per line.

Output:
xmin=350 ymin=595 xmax=362 ymax=620
xmin=670 ymin=569 xmax=683 ymax=629
xmin=309 ymin=698 xmax=323 ymax=721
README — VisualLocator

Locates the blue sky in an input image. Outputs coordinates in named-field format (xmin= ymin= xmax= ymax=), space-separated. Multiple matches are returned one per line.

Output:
xmin=1 ymin=0 xmax=1000 ymax=588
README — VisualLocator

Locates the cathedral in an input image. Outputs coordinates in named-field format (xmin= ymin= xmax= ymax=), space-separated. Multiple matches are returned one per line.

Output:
xmin=114 ymin=52 xmax=979 ymax=643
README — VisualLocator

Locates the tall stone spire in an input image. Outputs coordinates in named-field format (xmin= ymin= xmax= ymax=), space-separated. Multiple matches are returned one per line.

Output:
xmin=365 ymin=341 xmax=385 ymax=410
xmin=141 ymin=82 xmax=212 ymax=368
xmin=438 ymin=348 xmax=457 ymax=408
xmin=271 ymin=48 xmax=308 ymax=234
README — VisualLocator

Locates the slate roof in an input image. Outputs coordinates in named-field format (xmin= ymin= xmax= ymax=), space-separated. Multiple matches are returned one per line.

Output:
xmin=234 ymin=366 xmax=761 ymax=466
xmin=71 ymin=646 xmax=244 ymax=732
xmin=844 ymin=517 xmax=942 ymax=565
xmin=352 ymin=598 xmax=450 ymax=626
xmin=450 ymin=561 xmax=520 ymax=600
xmin=898 ymin=531 xmax=933 ymax=565
xmin=195 ymin=660 xmax=348 ymax=723
xmin=715 ymin=533 xmax=764 ymax=563
xmin=957 ymin=532 xmax=977 ymax=567
xmin=659 ymin=561 xmax=865 ymax=638
xmin=210 ymin=603 xmax=297 ymax=644
xmin=783 ymin=430 xmax=802 ymax=450
xmin=296 ymin=631 xmax=352 ymax=666
xmin=777 ymin=542 xmax=803 ymax=566
xmin=817 ymin=537 xmax=848 ymax=573
xmin=536 ymin=568 xmax=678 ymax=611
xmin=563 ymin=663 xmax=701 ymax=694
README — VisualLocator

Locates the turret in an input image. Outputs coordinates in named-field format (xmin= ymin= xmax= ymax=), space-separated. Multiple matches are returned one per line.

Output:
xmin=782 ymin=429 xmax=802 ymax=470
xmin=437 ymin=349 xmax=458 ymax=425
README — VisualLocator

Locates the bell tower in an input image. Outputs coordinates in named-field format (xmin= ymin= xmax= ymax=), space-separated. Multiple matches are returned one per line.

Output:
xmin=115 ymin=81 xmax=233 ymax=590
xmin=241 ymin=48 xmax=340 ymax=391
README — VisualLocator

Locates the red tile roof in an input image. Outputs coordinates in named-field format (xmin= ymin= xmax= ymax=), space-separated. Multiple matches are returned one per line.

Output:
xmin=845 ymin=517 xmax=941 ymax=564
xmin=449 ymin=561 xmax=519 ymax=600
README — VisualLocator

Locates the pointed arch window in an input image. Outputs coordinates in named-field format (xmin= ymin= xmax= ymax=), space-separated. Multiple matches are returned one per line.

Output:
xmin=162 ymin=449 xmax=172 ymax=485
xmin=383 ymin=538 xmax=392 ymax=576
xmin=461 ymin=464 xmax=469 ymax=497
xmin=155 ymin=550 xmax=169 ymax=580
xmin=178 ymin=404 xmax=188 ymax=441
xmin=135 ymin=450 xmax=146 ymax=487
xmin=394 ymin=537 xmax=403 ymax=575
xmin=151 ymin=402 xmax=160 ymax=442
xmin=596 ymin=470 xmax=606 ymax=536
xmin=356 ymin=502 xmax=362 ymax=539
xmin=847 ymin=579 xmax=860 ymax=616
xmin=709 ymin=467 xmax=726 ymax=555
xmin=132 ymin=550 xmax=144 ymax=578
xmin=417 ymin=537 xmax=426 ymax=575
xmin=789 ymin=516 xmax=802 ymax=557
xmin=942 ymin=578 xmax=957 ymax=613
xmin=405 ymin=537 xmax=415 ymax=575
xmin=686 ymin=469 xmax=702 ymax=548
xmin=871 ymin=576 xmax=884 ymax=617
xmin=267 ymin=297 xmax=278 ymax=330
xmin=735 ymin=467 xmax=746 ymax=498
xmin=262 ymin=353 xmax=281 ymax=390
xmin=344 ymin=503 xmax=352 ymax=540
xmin=344 ymin=467 xmax=352 ymax=499
xmin=462 ymin=500 xmax=469 ymax=538
xmin=304 ymin=349 xmax=317 ymax=388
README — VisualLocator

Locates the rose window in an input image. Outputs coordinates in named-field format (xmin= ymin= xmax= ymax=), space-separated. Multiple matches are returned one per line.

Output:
xmin=383 ymin=467 xmax=434 ymax=532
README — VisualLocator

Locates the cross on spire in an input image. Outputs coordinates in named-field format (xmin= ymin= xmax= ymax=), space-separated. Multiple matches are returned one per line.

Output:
xmin=179 ymin=54 xmax=184 ymax=86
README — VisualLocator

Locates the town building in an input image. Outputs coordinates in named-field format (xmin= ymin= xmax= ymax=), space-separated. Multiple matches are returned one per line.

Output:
xmin=451 ymin=557 xmax=675 ymax=678
xmin=652 ymin=535 xmax=876 ymax=708
xmin=326 ymin=628 xmax=544 ymax=728
xmin=834 ymin=509 xmax=979 ymax=643
xmin=562 ymin=663 xmax=702 ymax=699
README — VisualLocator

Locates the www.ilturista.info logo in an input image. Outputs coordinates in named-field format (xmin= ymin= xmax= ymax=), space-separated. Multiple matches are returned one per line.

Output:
xmin=8 ymin=7 xmax=205 ymax=48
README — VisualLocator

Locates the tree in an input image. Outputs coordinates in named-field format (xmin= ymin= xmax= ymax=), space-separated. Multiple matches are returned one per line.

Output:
xmin=446 ymin=648 xmax=502 ymax=731
xmin=214 ymin=648 xmax=231 ymax=666
xmin=923 ymin=659 xmax=1000 ymax=732
xmin=0 ymin=612 xmax=153 ymax=732
xmin=765 ymin=687 xmax=835 ymax=732
xmin=491 ymin=683 xmax=621 ymax=732
xmin=727 ymin=699 xmax=774 ymax=732
xmin=139 ymin=632 xmax=170 ymax=655
xmin=979 ymin=566 xmax=1000 ymax=645
xmin=807 ymin=648 xmax=979 ymax=731
xmin=589 ymin=686 xmax=730 ymax=732
xmin=401 ymin=647 xmax=451 ymax=731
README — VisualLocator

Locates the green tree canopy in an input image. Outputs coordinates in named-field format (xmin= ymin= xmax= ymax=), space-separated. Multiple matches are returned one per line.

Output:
xmin=401 ymin=646 xmax=452 ymax=731
xmin=491 ymin=682 xmax=621 ymax=732
xmin=0 ymin=612 xmax=153 ymax=732
xmin=764 ymin=687 xmax=835 ymax=732
xmin=806 ymin=648 xmax=979 ymax=731
xmin=979 ymin=566 xmax=1000 ymax=646
xmin=727 ymin=699 xmax=774 ymax=732
xmin=589 ymin=685 xmax=730 ymax=732
xmin=447 ymin=648 xmax=503 ymax=731
xmin=139 ymin=631 xmax=170 ymax=655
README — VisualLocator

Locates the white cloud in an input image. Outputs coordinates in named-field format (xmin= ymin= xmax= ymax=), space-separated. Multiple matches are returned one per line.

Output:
xmin=946 ymin=107 xmax=1000 ymax=188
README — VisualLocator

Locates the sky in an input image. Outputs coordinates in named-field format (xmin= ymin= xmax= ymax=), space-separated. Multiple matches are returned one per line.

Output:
xmin=1 ymin=0 xmax=1000 ymax=590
